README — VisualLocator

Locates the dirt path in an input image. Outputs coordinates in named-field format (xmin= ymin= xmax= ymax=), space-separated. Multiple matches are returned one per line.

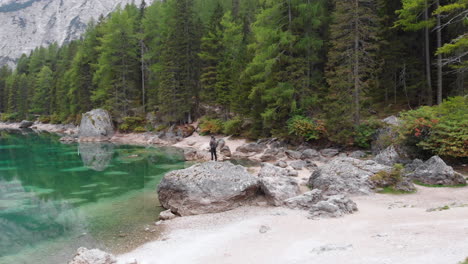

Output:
xmin=117 ymin=186 xmax=468 ymax=264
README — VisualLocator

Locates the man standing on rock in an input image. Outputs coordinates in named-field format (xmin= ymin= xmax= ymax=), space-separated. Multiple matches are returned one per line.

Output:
xmin=210 ymin=135 xmax=218 ymax=161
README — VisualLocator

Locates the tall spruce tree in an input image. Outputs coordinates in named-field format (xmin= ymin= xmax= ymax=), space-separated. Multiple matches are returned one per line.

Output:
xmin=92 ymin=5 xmax=141 ymax=117
xmin=199 ymin=3 xmax=224 ymax=105
xmin=245 ymin=0 xmax=327 ymax=135
xmin=31 ymin=66 xmax=54 ymax=115
xmin=0 ymin=66 xmax=12 ymax=113
xmin=158 ymin=0 xmax=201 ymax=124
xmin=325 ymin=0 xmax=380 ymax=143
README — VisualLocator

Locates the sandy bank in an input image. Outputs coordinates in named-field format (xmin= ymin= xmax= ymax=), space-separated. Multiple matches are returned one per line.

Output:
xmin=117 ymin=186 xmax=468 ymax=264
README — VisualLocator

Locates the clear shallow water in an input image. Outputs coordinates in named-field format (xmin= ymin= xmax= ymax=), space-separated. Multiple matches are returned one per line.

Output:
xmin=0 ymin=130 xmax=186 ymax=264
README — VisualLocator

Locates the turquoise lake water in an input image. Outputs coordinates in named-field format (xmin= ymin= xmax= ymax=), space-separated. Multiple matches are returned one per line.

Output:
xmin=0 ymin=130 xmax=186 ymax=264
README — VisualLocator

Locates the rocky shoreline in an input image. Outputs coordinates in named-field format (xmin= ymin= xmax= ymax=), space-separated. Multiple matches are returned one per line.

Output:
xmin=2 ymin=111 xmax=467 ymax=264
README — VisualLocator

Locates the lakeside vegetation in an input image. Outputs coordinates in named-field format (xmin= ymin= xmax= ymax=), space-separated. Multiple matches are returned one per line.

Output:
xmin=0 ymin=0 xmax=466 ymax=155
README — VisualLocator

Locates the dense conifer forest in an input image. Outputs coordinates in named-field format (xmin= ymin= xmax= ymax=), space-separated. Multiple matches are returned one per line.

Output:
xmin=0 ymin=0 xmax=466 ymax=147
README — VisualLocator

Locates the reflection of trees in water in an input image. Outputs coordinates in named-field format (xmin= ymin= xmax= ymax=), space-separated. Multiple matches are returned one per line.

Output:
xmin=78 ymin=143 xmax=115 ymax=171
xmin=0 ymin=180 xmax=87 ymax=258
xmin=0 ymin=132 xmax=187 ymax=261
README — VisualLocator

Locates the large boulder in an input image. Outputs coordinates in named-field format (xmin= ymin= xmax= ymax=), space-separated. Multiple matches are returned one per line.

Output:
xmin=310 ymin=195 xmax=358 ymax=218
xmin=275 ymin=160 xmax=288 ymax=168
xmin=236 ymin=143 xmax=266 ymax=154
xmin=285 ymin=150 xmax=302 ymax=160
xmin=260 ymin=153 xmax=277 ymax=162
xmin=382 ymin=115 xmax=401 ymax=126
xmin=259 ymin=176 xmax=301 ymax=206
xmin=19 ymin=120 xmax=34 ymax=129
xmin=289 ymin=160 xmax=307 ymax=170
xmin=301 ymin=149 xmax=320 ymax=160
xmin=374 ymin=145 xmax=400 ymax=166
xmin=257 ymin=163 xmax=300 ymax=206
xmin=349 ymin=150 xmax=366 ymax=159
xmin=157 ymin=162 xmax=259 ymax=216
xmin=309 ymin=157 xmax=391 ymax=195
xmin=258 ymin=163 xmax=298 ymax=178
xmin=285 ymin=190 xmax=358 ymax=218
xmin=79 ymin=109 xmax=114 ymax=141
xmin=220 ymin=145 xmax=232 ymax=157
xmin=371 ymin=116 xmax=401 ymax=154
xmin=320 ymin=148 xmax=339 ymax=158
xmin=406 ymin=156 xmax=466 ymax=186
xmin=284 ymin=189 xmax=325 ymax=210
xmin=183 ymin=148 xmax=200 ymax=161
xmin=375 ymin=145 xmax=410 ymax=166
xmin=404 ymin=159 xmax=424 ymax=173
xmin=68 ymin=247 xmax=116 ymax=264
xmin=217 ymin=139 xmax=226 ymax=150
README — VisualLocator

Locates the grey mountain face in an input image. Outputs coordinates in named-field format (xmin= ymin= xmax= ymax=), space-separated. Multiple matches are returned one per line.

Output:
xmin=0 ymin=0 xmax=151 ymax=67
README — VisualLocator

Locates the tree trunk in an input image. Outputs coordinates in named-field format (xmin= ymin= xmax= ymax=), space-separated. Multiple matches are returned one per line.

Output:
xmin=353 ymin=0 xmax=360 ymax=125
xmin=393 ymin=71 xmax=397 ymax=105
xmin=424 ymin=1 xmax=432 ymax=105
xmin=232 ymin=0 xmax=239 ymax=18
xmin=436 ymin=0 xmax=443 ymax=104
xmin=141 ymin=41 xmax=146 ymax=111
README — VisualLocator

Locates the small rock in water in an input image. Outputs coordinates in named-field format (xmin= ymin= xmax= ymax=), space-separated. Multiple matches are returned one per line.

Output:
xmin=259 ymin=225 xmax=271 ymax=234
xmin=311 ymin=244 xmax=353 ymax=255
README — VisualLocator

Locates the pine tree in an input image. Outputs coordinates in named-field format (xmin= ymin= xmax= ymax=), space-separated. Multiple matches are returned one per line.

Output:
xmin=142 ymin=0 xmax=172 ymax=110
xmin=325 ymin=0 xmax=380 ymax=143
xmin=92 ymin=5 xmax=141 ymax=117
xmin=0 ymin=66 xmax=12 ymax=113
xmin=31 ymin=66 xmax=54 ymax=115
xmin=6 ymin=73 xmax=19 ymax=113
xmin=245 ymin=0 xmax=327 ymax=135
xmin=199 ymin=3 xmax=224 ymax=105
xmin=217 ymin=10 xmax=244 ymax=116
xmin=158 ymin=0 xmax=201 ymax=124
xmin=17 ymin=74 xmax=30 ymax=118
xmin=68 ymin=21 xmax=101 ymax=117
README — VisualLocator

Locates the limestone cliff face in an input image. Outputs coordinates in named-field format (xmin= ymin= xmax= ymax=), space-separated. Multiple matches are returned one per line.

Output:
xmin=0 ymin=0 xmax=152 ymax=67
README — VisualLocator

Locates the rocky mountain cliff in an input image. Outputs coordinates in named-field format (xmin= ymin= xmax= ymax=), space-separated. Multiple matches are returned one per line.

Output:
xmin=0 ymin=0 xmax=152 ymax=67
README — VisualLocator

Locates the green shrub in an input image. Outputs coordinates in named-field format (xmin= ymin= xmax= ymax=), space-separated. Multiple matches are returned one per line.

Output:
xmin=371 ymin=164 xmax=404 ymax=186
xmin=199 ymin=117 xmax=224 ymax=135
xmin=398 ymin=96 xmax=467 ymax=158
xmin=50 ymin=114 xmax=61 ymax=124
xmin=155 ymin=124 xmax=168 ymax=132
xmin=38 ymin=115 xmax=51 ymax=123
xmin=133 ymin=126 xmax=147 ymax=133
xmin=223 ymin=117 xmax=243 ymax=136
xmin=354 ymin=118 xmax=383 ymax=149
xmin=371 ymin=164 xmax=414 ymax=194
xmin=0 ymin=113 xmax=20 ymax=122
xmin=64 ymin=114 xmax=81 ymax=125
xmin=119 ymin=116 xmax=146 ymax=133
xmin=287 ymin=115 xmax=326 ymax=141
